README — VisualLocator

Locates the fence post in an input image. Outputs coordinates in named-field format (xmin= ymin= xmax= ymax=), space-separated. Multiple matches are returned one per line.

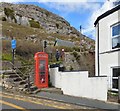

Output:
xmin=118 ymin=76 xmax=120 ymax=103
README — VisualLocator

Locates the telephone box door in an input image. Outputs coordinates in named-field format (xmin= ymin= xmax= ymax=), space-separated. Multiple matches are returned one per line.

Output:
xmin=34 ymin=52 xmax=48 ymax=88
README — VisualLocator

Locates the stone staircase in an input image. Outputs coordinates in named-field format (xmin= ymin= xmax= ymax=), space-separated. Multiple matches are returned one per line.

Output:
xmin=2 ymin=70 xmax=39 ymax=94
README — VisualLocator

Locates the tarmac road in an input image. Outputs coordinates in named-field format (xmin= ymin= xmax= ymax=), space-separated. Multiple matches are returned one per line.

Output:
xmin=1 ymin=93 xmax=93 ymax=110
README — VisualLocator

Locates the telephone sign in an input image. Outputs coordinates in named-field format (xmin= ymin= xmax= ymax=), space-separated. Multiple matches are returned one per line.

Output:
xmin=34 ymin=52 xmax=48 ymax=88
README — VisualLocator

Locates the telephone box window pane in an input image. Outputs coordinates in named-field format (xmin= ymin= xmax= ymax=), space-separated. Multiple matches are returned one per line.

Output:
xmin=112 ymin=79 xmax=118 ymax=89
xmin=40 ymin=60 xmax=45 ymax=71
xmin=40 ymin=72 xmax=45 ymax=75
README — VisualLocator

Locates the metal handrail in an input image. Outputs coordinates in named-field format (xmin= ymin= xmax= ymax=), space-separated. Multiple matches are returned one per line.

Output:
xmin=8 ymin=62 xmax=34 ymax=81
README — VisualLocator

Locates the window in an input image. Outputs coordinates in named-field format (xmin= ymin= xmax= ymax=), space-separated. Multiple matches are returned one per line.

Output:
xmin=39 ymin=60 xmax=45 ymax=75
xmin=112 ymin=23 xmax=120 ymax=49
xmin=112 ymin=68 xmax=120 ymax=90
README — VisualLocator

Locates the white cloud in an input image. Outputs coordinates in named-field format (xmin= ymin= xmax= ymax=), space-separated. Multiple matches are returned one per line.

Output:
xmin=42 ymin=1 xmax=102 ymax=14
xmin=1 ymin=0 xmax=117 ymax=39
xmin=82 ymin=0 xmax=116 ymax=39
xmin=0 ymin=0 xmax=36 ymax=2
xmin=1 ymin=0 xmax=24 ymax=2
xmin=39 ymin=1 xmax=105 ymax=39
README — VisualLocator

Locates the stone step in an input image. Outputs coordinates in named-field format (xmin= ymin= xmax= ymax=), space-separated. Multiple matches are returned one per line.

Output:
xmin=19 ymin=80 xmax=28 ymax=85
xmin=32 ymin=89 xmax=41 ymax=94
xmin=13 ymin=77 xmax=23 ymax=82
xmin=9 ymin=74 xmax=19 ymax=78
xmin=3 ymin=72 xmax=16 ymax=75
xmin=30 ymin=85 xmax=38 ymax=91
xmin=24 ymin=83 xmax=32 ymax=88
xmin=40 ymin=88 xmax=63 ymax=94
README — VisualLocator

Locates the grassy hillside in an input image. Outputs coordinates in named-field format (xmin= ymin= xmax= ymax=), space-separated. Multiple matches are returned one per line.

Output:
xmin=2 ymin=21 xmax=95 ymax=76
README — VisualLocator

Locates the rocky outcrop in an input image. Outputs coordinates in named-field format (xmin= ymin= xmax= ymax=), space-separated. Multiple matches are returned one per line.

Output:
xmin=1 ymin=2 xmax=80 ymax=37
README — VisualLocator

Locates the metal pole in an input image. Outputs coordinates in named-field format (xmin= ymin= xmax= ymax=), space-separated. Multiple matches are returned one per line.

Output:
xmin=43 ymin=40 xmax=44 ymax=52
xmin=12 ymin=49 xmax=15 ymax=69
xmin=28 ymin=74 xmax=30 ymax=93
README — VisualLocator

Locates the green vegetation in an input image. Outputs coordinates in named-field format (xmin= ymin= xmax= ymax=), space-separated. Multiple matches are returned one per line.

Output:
xmin=70 ymin=65 xmax=73 ymax=71
xmin=2 ymin=20 xmax=95 ymax=74
xmin=2 ymin=39 xmax=42 ymax=65
xmin=16 ymin=40 xmax=42 ymax=58
xmin=29 ymin=20 xmax=40 ymax=28
xmin=72 ymin=51 xmax=80 ymax=61
xmin=2 ymin=21 xmax=46 ymax=39
xmin=4 ymin=8 xmax=17 ymax=23
xmin=2 ymin=17 xmax=7 ymax=21
xmin=56 ymin=23 xmax=59 ymax=29
xmin=45 ymin=11 xmax=50 ymax=17
xmin=2 ymin=53 xmax=12 ymax=61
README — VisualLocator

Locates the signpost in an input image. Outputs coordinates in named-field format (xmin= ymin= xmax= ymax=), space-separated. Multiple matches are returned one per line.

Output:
xmin=11 ymin=39 xmax=16 ymax=69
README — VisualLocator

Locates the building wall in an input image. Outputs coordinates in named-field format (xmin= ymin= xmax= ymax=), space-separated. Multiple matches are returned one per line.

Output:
xmin=50 ymin=67 xmax=107 ymax=101
xmin=99 ymin=10 xmax=119 ymax=53
xmin=99 ymin=51 xmax=120 ymax=90
xmin=95 ymin=9 xmax=120 ymax=90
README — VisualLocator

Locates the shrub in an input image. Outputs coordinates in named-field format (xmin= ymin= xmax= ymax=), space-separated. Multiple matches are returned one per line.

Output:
xmin=4 ymin=8 xmax=14 ymax=17
xmin=56 ymin=23 xmax=59 ymax=29
xmin=72 ymin=51 xmax=78 ymax=58
xmin=29 ymin=20 xmax=40 ymax=28
xmin=72 ymin=51 xmax=80 ymax=61
xmin=2 ymin=53 xmax=12 ymax=61
xmin=70 ymin=65 xmax=73 ymax=71
xmin=72 ymin=47 xmax=80 ymax=52
xmin=2 ymin=17 xmax=7 ymax=21
xmin=2 ymin=40 xmax=11 ymax=52
xmin=16 ymin=40 xmax=42 ymax=58
xmin=4 ymin=8 xmax=17 ymax=23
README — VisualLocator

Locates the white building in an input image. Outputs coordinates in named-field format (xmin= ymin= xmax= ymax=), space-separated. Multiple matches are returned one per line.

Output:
xmin=94 ymin=4 xmax=120 ymax=91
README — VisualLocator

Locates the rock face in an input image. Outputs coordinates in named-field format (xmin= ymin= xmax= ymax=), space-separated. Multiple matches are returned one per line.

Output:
xmin=1 ymin=2 xmax=80 ymax=37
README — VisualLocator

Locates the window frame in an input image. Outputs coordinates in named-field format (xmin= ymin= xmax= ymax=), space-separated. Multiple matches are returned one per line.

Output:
xmin=112 ymin=67 xmax=120 ymax=91
xmin=111 ymin=22 xmax=120 ymax=50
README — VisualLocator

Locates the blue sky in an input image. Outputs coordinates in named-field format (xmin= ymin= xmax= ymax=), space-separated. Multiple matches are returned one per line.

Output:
xmin=3 ymin=0 xmax=116 ymax=39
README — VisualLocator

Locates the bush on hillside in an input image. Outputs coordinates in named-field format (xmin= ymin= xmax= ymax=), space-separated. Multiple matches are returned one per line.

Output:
xmin=29 ymin=20 xmax=40 ymax=28
xmin=2 ymin=40 xmax=42 ymax=58
xmin=4 ymin=8 xmax=17 ymax=23
xmin=2 ymin=17 xmax=7 ymax=21
xmin=2 ymin=40 xmax=11 ymax=52
xmin=72 ymin=51 xmax=80 ymax=61
xmin=16 ymin=40 xmax=42 ymax=58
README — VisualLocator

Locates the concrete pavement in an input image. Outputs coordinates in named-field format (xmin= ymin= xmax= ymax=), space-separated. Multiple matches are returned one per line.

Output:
xmin=1 ymin=92 xmax=91 ymax=110
xmin=1 ymin=86 xmax=120 ymax=110
xmin=32 ymin=91 xmax=120 ymax=110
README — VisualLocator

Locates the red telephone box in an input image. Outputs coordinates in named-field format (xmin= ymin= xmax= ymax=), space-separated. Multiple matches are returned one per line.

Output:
xmin=34 ymin=52 xmax=48 ymax=88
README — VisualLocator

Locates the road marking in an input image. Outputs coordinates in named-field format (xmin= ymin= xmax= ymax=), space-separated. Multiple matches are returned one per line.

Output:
xmin=0 ymin=94 xmax=67 ymax=109
xmin=1 ymin=92 xmax=70 ymax=106
xmin=0 ymin=100 xmax=29 ymax=111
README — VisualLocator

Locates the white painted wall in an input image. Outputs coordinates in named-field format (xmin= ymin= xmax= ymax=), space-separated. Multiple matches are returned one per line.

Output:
xmin=95 ymin=9 xmax=120 ymax=90
xmin=50 ymin=67 xmax=107 ymax=101
xmin=99 ymin=51 xmax=120 ymax=90
xmin=49 ymin=67 xmax=61 ymax=88
xmin=99 ymin=10 xmax=119 ymax=53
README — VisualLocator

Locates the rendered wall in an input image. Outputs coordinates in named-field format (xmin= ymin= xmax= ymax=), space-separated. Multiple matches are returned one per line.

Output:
xmin=95 ymin=9 xmax=120 ymax=91
xmin=49 ymin=67 xmax=107 ymax=101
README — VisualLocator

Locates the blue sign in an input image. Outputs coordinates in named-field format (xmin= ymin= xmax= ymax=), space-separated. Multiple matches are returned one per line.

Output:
xmin=11 ymin=39 xmax=16 ymax=49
